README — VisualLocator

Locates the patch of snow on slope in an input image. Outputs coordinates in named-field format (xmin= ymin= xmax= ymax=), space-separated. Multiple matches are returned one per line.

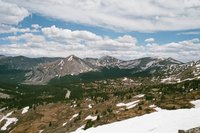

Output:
xmin=0 ymin=111 xmax=18 ymax=131
xmin=196 ymin=64 xmax=200 ymax=68
xmin=191 ymin=100 xmax=200 ymax=108
xmin=63 ymin=113 xmax=79 ymax=126
xmin=63 ymin=121 xmax=68 ymax=126
xmin=161 ymin=77 xmax=173 ymax=83
xmin=116 ymin=100 xmax=140 ymax=109
xmin=71 ymin=108 xmax=200 ymax=133
xmin=70 ymin=113 xmax=79 ymax=121
xmin=39 ymin=130 xmax=44 ymax=133
xmin=65 ymin=90 xmax=71 ymax=99
xmin=68 ymin=56 xmax=73 ymax=61
xmin=0 ymin=108 xmax=6 ymax=112
xmin=85 ymin=115 xmax=97 ymax=121
xmin=58 ymin=60 xmax=64 ymax=66
xmin=134 ymin=94 xmax=145 ymax=98
xmin=22 ymin=106 xmax=29 ymax=114
xmin=88 ymin=104 xmax=92 ymax=109
xmin=58 ymin=60 xmax=64 ymax=70
xmin=122 ymin=77 xmax=128 ymax=81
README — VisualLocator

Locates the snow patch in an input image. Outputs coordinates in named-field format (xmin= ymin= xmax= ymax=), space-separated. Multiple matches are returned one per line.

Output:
xmin=85 ymin=115 xmax=97 ymax=121
xmin=58 ymin=59 xmax=64 ymax=66
xmin=71 ymin=73 xmax=75 ymax=76
xmin=196 ymin=64 xmax=200 ymax=67
xmin=68 ymin=56 xmax=73 ymax=61
xmin=64 ymin=113 xmax=79 ymax=126
xmin=122 ymin=77 xmax=128 ymax=81
xmin=116 ymin=100 xmax=140 ymax=109
xmin=22 ymin=106 xmax=29 ymax=114
xmin=134 ymin=94 xmax=145 ymax=98
xmin=0 ymin=111 xmax=18 ymax=131
xmin=161 ymin=77 xmax=173 ymax=83
xmin=0 ymin=108 xmax=6 ymax=112
xmin=39 ymin=130 xmax=44 ymax=133
xmin=70 ymin=113 xmax=79 ymax=121
xmin=88 ymin=104 xmax=92 ymax=109
xmin=65 ymin=90 xmax=71 ymax=99
xmin=63 ymin=121 xmax=68 ymax=126
xmin=70 ymin=104 xmax=77 ymax=108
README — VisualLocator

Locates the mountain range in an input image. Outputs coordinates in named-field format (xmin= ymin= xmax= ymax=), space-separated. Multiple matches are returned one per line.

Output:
xmin=0 ymin=55 xmax=199 ymax=85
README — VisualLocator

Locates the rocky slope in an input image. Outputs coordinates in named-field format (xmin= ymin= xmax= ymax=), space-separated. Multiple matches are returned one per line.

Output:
xmin=24 ymin=55 xmax=97 ymax=84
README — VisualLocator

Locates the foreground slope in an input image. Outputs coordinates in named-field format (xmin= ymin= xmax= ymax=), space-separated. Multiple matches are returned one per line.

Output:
xmin=72 ymin=108 xmax=200 ymax=133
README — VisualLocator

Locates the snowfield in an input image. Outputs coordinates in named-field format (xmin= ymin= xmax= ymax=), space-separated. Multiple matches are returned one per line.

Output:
xmin=72 ymin=108 xmax=200 ymax=133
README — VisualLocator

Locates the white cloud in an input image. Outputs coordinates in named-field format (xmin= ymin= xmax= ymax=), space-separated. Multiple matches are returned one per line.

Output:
xmin=177 ymin=31 xmax=200 ymax=35
xmin=31 ymin=24 xmax=42 ymax=29
xmin=3 ymin=33 xmax=45 ymax=43
xmin=41 ymin=25 xmax=137 ymax=51
xmin=4 ymin=0 xmax=200 ymax=32
xmin=0 ymin=24 xmax=42 ymax=34
xmin=117 ymin=35 xmax=137 ymax=44
xmin=0 ymin=24 xmax=31 ymax=34
xmin=42 ymin=25 xmax=102 ymax=41
xmin=0 ymin=0 xmax=29 ymax=25
xmin=145 ymin=38 xmax=155 ymax=43
xmin=0 ymin=26 xmax=200 ymax=62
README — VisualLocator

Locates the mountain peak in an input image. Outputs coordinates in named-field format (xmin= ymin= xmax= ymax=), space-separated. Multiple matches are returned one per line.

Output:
xmin=25 ymin=54 xmax=96 ymax=84
xmin=99 ymin=55 xmax=121 ymax=66
xmin=66 ymin=55 xmax=79 ymax=62
xmin=165 ymin=57 xmax=183 ymax=64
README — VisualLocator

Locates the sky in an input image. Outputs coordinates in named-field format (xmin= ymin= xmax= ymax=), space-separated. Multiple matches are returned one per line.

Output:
xmin=0 ymin=0 xmax=200 ymax=62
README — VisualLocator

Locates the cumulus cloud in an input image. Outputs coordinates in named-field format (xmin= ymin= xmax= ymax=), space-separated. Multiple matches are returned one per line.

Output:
xmin=3 ymin=0 xmax=200 ymax=32
xmin=41 ymin=25 xmax=137 ymax=51
xmin=0 ymin=26 xmax=200 ymax=62
xmin=0 ymin=0 xmax=29 ymax=25
xmin=42 ymin=25 xmax=102 ymax=41
xmin=3 ymin=33 xmax=45 ymax=43
xmin=145 ymin=38 xmax=155 ymax=43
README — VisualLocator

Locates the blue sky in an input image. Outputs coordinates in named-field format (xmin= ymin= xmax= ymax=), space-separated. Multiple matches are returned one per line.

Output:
xmin=17 ymin=14 xmax=200 ymax=45
xmin=0 ymin=0 xmax=200 ymax=62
